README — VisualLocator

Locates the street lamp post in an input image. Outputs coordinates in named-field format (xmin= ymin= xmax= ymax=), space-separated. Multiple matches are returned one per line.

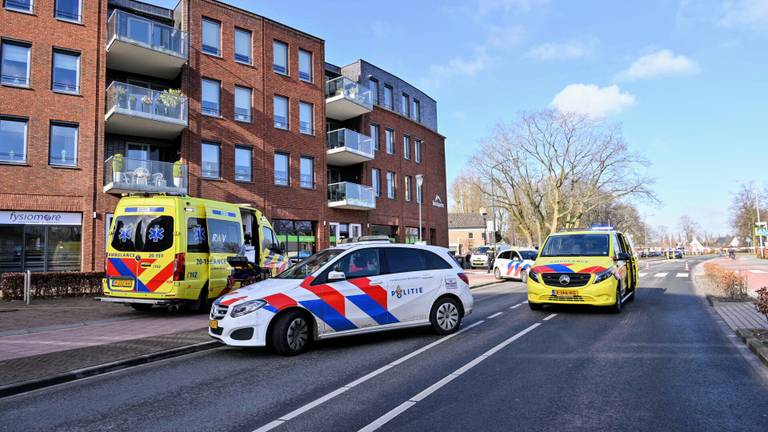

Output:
xmin=489 ymin=161 xmax=504 ymax=249
xmin=416 ymin=174 xmax=424 ymax=243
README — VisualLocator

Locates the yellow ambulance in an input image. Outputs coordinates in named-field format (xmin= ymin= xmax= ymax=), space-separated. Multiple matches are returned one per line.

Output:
xmin=101 ymin=195 xmax=289 ymax=311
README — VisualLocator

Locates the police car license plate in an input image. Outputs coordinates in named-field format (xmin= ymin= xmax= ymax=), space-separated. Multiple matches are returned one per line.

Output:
xmin=209 ymin=320 xmax=218 ymax=330
xmin=554 ymin=289 xmax=578 ymax=297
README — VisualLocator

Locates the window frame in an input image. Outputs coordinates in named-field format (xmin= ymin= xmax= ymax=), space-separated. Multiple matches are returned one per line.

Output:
xmin=414 ymin=139 xmax=422 ymax=164
xmin=274 ymin=151 xmax=290 ymax=186
xmin=51 ymin=48 xmax=80 ymax=95
xmin=368 ymin=78 xmax=379 ymax=105
xmin=385 ymin=128 xmax=394 ymax=154
xmin=273 ymin=95 xmax=289 ymax=130
xmin=298 ymin=49 xmax=313 ymax=82
xmin=386 ymin=171 xmax=396 ymax=199
xmin=233 ymin=27 xmax=252 ymax=65
xmin=370 ymin=123 xmax=379 ymax=151
xmin=272 ymin=40 xmax=288 ymax=76
xmin=298 ymin=101 xmax=313 ymax=135
xmin=201 ymin=77 xmax=221 ymax=117
xmin=403 ymin=135 xmax=410 ymax=160
xmin=404 ymin=175 xmax=412 ymax=202
xmin=48 ymin=121 xmax=78 ymax=167
xmin=1 ymin=40 xmax=32 ymax=88
xmin=401 ymin=93 xmax=410 ymax=117
xmin=0 ymin=115 xmax=28 ymax=164
xmin=234 ymin=145 xmax=252 ymax=183
xmin=383 ymin=84 xmax=393 ymax=109
xmin=4 ymin=0 xmax=33 ymax=14
xmin=371 ymin=168 xmax=381 ymax=197
xmin=201 ymin=17 xmax=222 ymax=57
xmin=299 ymin=155 xmax=314 ymax=189
xmin=54 ymin=0 xmax=82 ymax=24
xmin=200 ymin=141 xmax=221 ymax=179
xmin=412 ymin=99 xmax=421 ymax=122
xmin=234 ymin=85 xmax=252 ymax=123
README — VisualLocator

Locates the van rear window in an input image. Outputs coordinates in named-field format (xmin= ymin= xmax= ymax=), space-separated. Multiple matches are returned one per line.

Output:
xmin=111 ymin=216 xmax=174 ymax=252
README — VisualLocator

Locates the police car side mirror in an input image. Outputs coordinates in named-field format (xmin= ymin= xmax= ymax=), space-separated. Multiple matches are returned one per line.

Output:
xmin=328 ymin=270 xmax=346 ymax=281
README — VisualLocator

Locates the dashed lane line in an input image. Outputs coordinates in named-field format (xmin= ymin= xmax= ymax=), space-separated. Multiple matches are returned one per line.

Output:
xmin=676 ymin=273 xmax=689 ymax=278
xmin=542 ymin=313 xmax=557 ymax=321
xmin=654 ymin=273 xmax=668 ymax=278
xmin=487 ymin=312 xmax=503 ymax=319
xmin=638 ymin=272 xmax=648 ymax=277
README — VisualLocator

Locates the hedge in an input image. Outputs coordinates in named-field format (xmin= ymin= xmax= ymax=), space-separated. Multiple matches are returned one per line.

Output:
xmin=0 ymin=271 xmax=105 ymax=300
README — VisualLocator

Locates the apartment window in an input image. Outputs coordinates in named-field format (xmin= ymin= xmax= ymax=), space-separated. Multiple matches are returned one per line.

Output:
xmin=417 ymin=180 xmax=423 ymax=203
xmin=299 ymin=102 xmax=313 ymax=135
xmin=1 ymin=41 xmax=31 ymax=87
xmin=4 ymin=0 xmax=32 ymax=13
xmin=274 ymin=152 xmax=289 ymax=186
xmin=234 ymin=86 xmax=252 ymax=122
xmin=401 ymin=93 xmax=410 ymax=117
xmin=201 ymin=78 xmax=220 ymax=116
xmin=383 ymin=85 xmax=393 ymax=109
xmin=201 ymin=18 xmax=221 ymax=56
xmin=468 ymin=232 xmax=474 ymax=240
xmin=405 ymin=175 xmax=413 ymax=202
xmin=52 ymin=49 xmax=80 ymax=94
xmin=414 ymin=139 xmax=422 ymax=163
xmin=273 ymin=40 xmax=288 ymax=75
xmin=234 ymin=28 xmax=252 ymax=64
xmin=385 ymin=129 xmax=394 ymax=154
xmin=49 ymin=122 xmax=77 ymax=167
xmin=370 ymin=124 xmax=379 ymax=151
xmin=299 ymin=156 xmax=313 ymax=189
xmin=369 ymin=78 xmax=379 ymax=105
xmin=54 ymin=0 xmax=81 ymax=22
xmin=0 ymin=117 xmax=27 ymax=163
xmin=273 ymin=95 xmax=288 ymax=129
xmin=412 ymin=99 xmax=421 ymax=121
xmin=403 ymin=135 xmax=411 ymax=160
xmin=298 ymin=49 xmax=312 ymax=82
xmin=201 ymin=142 xmax=220 ymax=179
xmin=386 ymin=171 xmax=396 ymax=199
xmin=371 ymin=168 xmax=381 ymax=197
xmin=234 ymin=146 xmax=252 ymax=182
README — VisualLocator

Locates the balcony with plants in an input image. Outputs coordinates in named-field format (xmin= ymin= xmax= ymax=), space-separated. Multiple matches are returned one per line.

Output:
xmin=105 ymin=82 xmax=188 ymax=139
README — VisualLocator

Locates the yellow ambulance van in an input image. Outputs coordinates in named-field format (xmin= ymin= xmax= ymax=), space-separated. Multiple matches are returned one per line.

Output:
xmin=100 ymin=195 xmax=289 ymax=311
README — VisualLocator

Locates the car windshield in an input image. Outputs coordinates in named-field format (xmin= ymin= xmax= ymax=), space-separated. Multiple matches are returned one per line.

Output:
xmin=474 ymin=247 xmax=490 ymax=254
xmin=276 ymin=249 xmax=343 ymax=279
xmin=520 ymin=250 xmax=538 ymax=260
xmin=540 ymin=234 xmax=610 ymax=257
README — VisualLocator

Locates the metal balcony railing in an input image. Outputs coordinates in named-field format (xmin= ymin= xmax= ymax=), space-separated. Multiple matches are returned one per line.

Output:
xmin=327 ymin=129 xmax=373 ymax=157
xmin=105 ymin=81 xmax=188 ymax=124
xmin=325 ymin=76 xmax=373 ymax=109
xmin=104 ymin=156 xmax=188 ymax=195
xmin=107 ymin=9 xmax=188 ymax=59
xmin=328 ymin=182 xmax=376 ymax=209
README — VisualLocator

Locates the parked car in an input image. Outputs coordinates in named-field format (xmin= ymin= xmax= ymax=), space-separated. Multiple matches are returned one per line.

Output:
xmin=470 ymin=246 xmax=492 ymax=268
xmin=493 ymin=248 xmax=538 ymax=281
xmin=209 ymin=241 xmax=474 ymax=355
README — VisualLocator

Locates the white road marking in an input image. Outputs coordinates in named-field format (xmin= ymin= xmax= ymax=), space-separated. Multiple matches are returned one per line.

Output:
xmin=251 ymin=318 xmax=488 ymax=432
xmin=487 ymin=312 xmax=503 ymax=319
xmin=654 ymin=272 xmax=668 ymax=278
xmin=509 ymin=303 xmax=523 ymax=310
xmin=638 ymin=272 xmax=648 ymax=277
xmin=542 ymin=313 xmax=557 ymax=321
xmin=358 ymin=323 xmax=542 ymax=432
xmin=676 ymin=273 xmax=689 ymax=278
xmin=749 ymin=269 xmax=767 ymax=274
xmin=523 ymin=300 xmax=529 ymax=304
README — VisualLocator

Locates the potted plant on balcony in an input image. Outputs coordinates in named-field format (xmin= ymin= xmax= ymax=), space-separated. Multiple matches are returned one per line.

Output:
xmin=112 ymin=154 xmax=124 ymax=184
xmin=141 ymin=94 xmax=153 ymax=113
xmin=172 ymin=160 xmax=184 ymax=188
xmin=129 ymin=95 xmax=137 ymax=110
xmin=159 ymin=89 xmax=183 ymax=118
xmin=110 ymin=85 xmax=127 ymax=108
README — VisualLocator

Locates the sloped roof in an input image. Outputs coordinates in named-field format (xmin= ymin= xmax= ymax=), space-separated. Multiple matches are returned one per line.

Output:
xmin=448 ymin=213 xmax=485 ymax=229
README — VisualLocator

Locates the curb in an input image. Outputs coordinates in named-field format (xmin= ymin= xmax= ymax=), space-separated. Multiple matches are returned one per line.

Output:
xmin=0 ymin=340 xmax=220 ymax=399
xmin=470 ymin=280 xmax=508 ymax=290
xmin=736 ymin=329 xmax=768 ymax=368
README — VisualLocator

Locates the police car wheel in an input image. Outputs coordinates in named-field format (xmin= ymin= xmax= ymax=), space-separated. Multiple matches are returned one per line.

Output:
xmin=430 ymin=298 xmax=462 ymax=335
xmin=271 ymin=311 xmax=311 ymax=356
xmin=494 ymin=267 xmax=502 ymax=280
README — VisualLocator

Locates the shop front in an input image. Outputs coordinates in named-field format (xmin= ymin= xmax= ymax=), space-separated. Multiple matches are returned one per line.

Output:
xmin=0 ymin=211 xmax=82 ymax=273
xmin=273 ymin=219 xmax=317 ymax=262
xmin=369 ymin=224 xmax=398 ymax=243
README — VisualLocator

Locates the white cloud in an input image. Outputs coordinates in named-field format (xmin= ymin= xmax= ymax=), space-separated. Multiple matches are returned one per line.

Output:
xmin=616 ymin=49 xmax=700 ymax=81
xmin=487 ymin=24 xmax=526 ymax=48
xmin=422 ymin=48 xmax=490 ymax=88
xmin=526 ymin=38 xmax=596 ymax=60
xmin=478 ymin=0 xmax=550 ymax=14
xmin=551 ymin=84 xmax=636 ymax=118
xmin=720 ymin=0 xmax=768 ymax=29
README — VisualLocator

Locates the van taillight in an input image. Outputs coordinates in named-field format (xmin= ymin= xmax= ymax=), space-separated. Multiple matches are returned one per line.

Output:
xmin=173 ymin=253 xmax=186 ymax=281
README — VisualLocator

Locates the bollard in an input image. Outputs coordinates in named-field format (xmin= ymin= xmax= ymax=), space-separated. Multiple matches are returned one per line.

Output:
xmin=24 ymin=270 xmax=31 ymax=305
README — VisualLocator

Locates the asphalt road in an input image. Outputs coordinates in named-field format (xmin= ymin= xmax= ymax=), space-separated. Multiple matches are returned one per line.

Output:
xmin=2 ymin=256 xmax=767 ymax=431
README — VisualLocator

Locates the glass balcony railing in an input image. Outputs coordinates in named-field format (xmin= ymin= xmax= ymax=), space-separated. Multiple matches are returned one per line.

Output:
xmin=104 ymin=156 xmax=187 ymax=195
xmin=328 ymin=182 xmax=376 ymax=210
xmin=327 ymin=129 xmax=373 ymax=157
xmin=107 ymin=9 xmax=188 ymax=59
xmin=106 ymin=81 xmax=188 ymax=124
xmin=325 ymin=76 xmax=373 ymax=109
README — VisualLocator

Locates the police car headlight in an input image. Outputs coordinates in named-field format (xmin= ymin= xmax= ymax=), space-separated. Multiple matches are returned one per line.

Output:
xmin=230 ymin=299 xmax=267 ymax=318
xmin=528 ymin=270 xmax=540 ymax=282
xmin=594 ymin=269 xmax=615 ymax=284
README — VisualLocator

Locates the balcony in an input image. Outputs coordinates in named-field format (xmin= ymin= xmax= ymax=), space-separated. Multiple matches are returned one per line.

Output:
xmin=105 ymin=82 xmax=188 ymax=139
xmin=325 ymin=77 xmax=373 ymax=121
xmin=104 ymin=156 xmax=188 ymax=195
xmin=106 ymin=9 xmax=188 ymax=79
xmin=328 ymin=182 xmax=376 ymax=210
xmin=326 ymin=129 xmax=374 ymax=166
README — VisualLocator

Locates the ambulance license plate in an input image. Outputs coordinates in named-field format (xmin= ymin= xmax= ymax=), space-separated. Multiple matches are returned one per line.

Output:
xmin=209 ymin=320 xmax=218 ymax=330
xmin=111 ymin=279 xmax=134 ymax=289
xmin=554 ymin=289 xmax=578 ymax=297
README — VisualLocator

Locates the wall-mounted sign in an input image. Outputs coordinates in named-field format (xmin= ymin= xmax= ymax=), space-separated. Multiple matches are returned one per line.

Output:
xmin=755 ymin=227 xmax=768 ymax=237
xmin=0 ymin=211 xmax=82 ymax=226
xmin=432 ymin=195 xmax=445 ymax=208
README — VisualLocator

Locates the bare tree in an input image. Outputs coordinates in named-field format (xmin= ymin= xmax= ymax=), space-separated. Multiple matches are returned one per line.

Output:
xmin=449 ymin=172 xmax=488 ymax=214
xmin=730 ymin=183 xmax=767 ymax=240
xmin=467 ymin=110 xmax=656 ymax=245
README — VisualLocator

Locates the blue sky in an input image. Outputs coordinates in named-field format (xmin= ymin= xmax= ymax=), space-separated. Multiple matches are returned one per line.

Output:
xmin=151 ymin=0 xmax=768 ymax=235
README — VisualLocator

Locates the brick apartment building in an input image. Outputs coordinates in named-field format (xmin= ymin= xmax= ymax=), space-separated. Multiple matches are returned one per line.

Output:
xmin=0 ymin=0 xmax=448 ymax=274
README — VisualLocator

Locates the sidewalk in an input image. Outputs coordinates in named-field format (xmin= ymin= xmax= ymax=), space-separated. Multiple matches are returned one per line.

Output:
xmin=704 ymin=255 xmax=768 ymax=298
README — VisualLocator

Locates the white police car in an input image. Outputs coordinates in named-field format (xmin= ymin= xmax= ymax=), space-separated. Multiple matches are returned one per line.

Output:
xmin=209 ymin=239 xmax=474 ymax=355
xmin=493 ymin=248 xmax=538 ymax=281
